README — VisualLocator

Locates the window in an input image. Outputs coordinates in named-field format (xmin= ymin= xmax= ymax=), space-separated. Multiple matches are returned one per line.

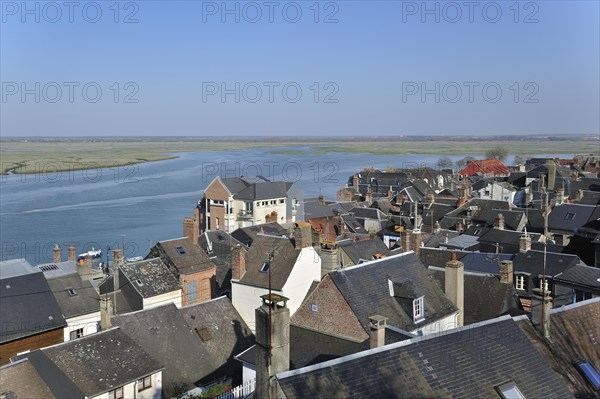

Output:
xmin=188 ymin=281 xmax=197 ymax=303
xmin=138 ymin=376 xmax=152 ymax=391
xmin=111 ymin=387 xmax=124 ymax=399
xmin=495 ymin=381 xmax=525 ymax=399
xmin=515 ymin=275 xmax=526 ymax=291
xmin=413 ymin=296 xmax=424 ymax=320
xmin=195 ymin=325 xmax=212 ymax=341
xmin=135 ymin=279 xmax=144 ymax=287
xmin=176 ymin=246 xmax=186 ymax=255
xmin=279 ymin=199 xmax=285 ymax=204
xmin=575 ymin=361 xmax=600 ymax=390
xmin=262 ymin=201 xmax=267 ymax=206
xmin=69 ymin=328 xmax=84 ymax=340
xmin=66 ymin=288 xmax=77 ymax=296
xmin=311 ymin=303 xmax=318 ymax=312
xmin=260 ymin=262 xmax=270 ymax=273
xmin=564 ymin=212 xmax=576 ymax=221
xmin=271 ymin=200 xmax=276 ymax=205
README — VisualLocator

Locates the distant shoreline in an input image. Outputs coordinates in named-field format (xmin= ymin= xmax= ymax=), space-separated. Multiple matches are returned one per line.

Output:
xmin=1 ymin=138 xmax=597 ymax=175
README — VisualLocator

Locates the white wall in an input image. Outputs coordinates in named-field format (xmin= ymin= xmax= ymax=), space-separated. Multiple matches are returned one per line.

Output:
xmin=91 ymin=371 xmax=162 ymax=399
xmin=232 ymin=246 xmax=322 ymax=333
xmin=412 ymin=312 xmax=460 ymax=336
xmin=242 ymin=364 xmax=256 ymax=386
xmin=142 ymin=289 xmax=182 ymax=310
xmin=63 ymin=311 xmax=101 ymax=341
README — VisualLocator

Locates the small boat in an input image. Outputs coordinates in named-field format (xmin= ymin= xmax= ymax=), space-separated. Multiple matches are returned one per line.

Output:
xmin=126 ymin=256 xmax=144 ymax=262
xmin=77 ymin=248 xmax=102 ymax=261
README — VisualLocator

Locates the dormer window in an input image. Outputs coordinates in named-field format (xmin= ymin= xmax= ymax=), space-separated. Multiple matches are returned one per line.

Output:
xmin=515 ymin=275 xmax=526 ymax=291
xmin=413 ymin=296 xmax=424 ymax=321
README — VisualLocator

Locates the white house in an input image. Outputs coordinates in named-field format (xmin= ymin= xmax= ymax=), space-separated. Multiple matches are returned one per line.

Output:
xmin=231 ymin=222 xmax=322 ymax=332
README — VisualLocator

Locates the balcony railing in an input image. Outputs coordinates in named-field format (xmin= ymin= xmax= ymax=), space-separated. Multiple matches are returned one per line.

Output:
xmin=238 ymin=210 xmax=254 ymax=220
xmin=216 ymin=379 xmax=256 ymax=399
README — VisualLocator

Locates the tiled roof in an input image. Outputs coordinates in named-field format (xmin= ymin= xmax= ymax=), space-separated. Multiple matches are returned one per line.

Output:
xmin=338 ymin=238 xmax=391 ymax=264
xmin=554 ymin=264 xmax=600 ymax=290
xmin=238 ymin=236 xmax=300 ymax=290
xmin=276 ymin=317 xmax=573 ymax=398
xmin=119 ymin=258 xmax=181 ymax=298
xmin=512 ymin=250 xmax=581 ymax=277
xmin=0 ymin=359 xmax=55 ymax=399
xmin=155 ymin=237 xmax=215 ymax=275
xmin=459 ymin=159 xmax=510 ymax=176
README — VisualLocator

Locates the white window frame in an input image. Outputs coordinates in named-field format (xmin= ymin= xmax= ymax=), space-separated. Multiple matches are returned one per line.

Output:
xmin=413 ymin=296 xmax=424 ymax=321
xmin=70 ymin=327 xmax=84 ymax=340
xmin=539 ymin=277 xmax=549 ymax=292
xmin=515 ymin=275 xmax=525 ymax=291
xmin=138 ymin=375 xmax=152 ymax=391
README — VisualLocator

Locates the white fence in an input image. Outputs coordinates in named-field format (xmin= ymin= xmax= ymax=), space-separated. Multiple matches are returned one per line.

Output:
xmin=215 ymin=379 xmax=256 ymax=399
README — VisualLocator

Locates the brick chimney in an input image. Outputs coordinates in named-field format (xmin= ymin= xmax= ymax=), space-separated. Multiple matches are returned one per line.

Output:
xmin=368 ymin=315 xmax=387 ymax=349
xmin=401 ymin=231 xmax=411 ymax=253
xmin=294 ymin=222 xmax=313 ymax=249
xmin=499 ymin=260 xmax=513 ymax=284
xmin=531 ymin=288 xmax=552 ymax=339
xmin=53 ymin=244 xmax=61 ymax=263
xmin=231 ymin=244 xmax=246 ymax=280
xmin=353 ymin=174 xmax=359 ymax=190
xmin=457 ymin=187 xmax=467 ymax=207
xmin=68 ymin=244 xmax=76 ymax=263
xmin=519 ymin=233 xmax=531 ymax=252
xmin=495 ymin=213 xmax=505 ymax=230
xmin=547 ymin=160 xmax=556 ymax=191
xmin=255 ymin=294 xmax=290 ymax=399
xmin=387 ymin=186 xmax=393 ymax=198
xmin=112 ymin=249 xmax=123 ymax=292
xmin=411 ymin=230 xmax=422 ymax=255
xmin=365 ymin=185 xmax=373 ymax=205
xmin=318 ymin=195 xmax=325 ymax=206
xmin=100 ymin=297 xmax=113 ymax=330
xmin=183 ymin=208 xmax=200 ymax=244
xmin=78 ymin=254 xmax=93 ymax=280
xmin=445 ymin=252 xmax=464 ymax=327
xmin=112 ymin=249 xmax=124 ymax=265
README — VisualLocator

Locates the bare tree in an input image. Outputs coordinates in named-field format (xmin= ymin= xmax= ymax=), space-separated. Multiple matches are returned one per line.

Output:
xmin=485 ymin=146 xmax=509 ymax=161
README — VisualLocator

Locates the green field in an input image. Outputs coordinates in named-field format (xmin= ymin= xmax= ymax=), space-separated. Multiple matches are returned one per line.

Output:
xmin=1 ymin=138 xmax=597 ymax=175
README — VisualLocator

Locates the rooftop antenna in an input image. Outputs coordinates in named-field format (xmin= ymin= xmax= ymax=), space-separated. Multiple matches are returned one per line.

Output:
xmin=267 ymin=249 xmax=274 ymax=367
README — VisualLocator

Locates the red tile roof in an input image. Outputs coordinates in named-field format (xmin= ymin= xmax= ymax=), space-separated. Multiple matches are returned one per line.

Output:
xmin=459 ymin=160 xmax=510 ymax=176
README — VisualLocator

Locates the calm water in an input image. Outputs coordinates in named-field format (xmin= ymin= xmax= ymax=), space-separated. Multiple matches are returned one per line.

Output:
xmin=0 ymin=148 xmax=569 ymax=264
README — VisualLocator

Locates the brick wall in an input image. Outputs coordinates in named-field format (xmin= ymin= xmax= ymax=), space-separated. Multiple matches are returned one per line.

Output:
xmin=290 ymin=276 xmax=368 ymax=342
xmin=181 ymin=266 xmax=217 ymax=306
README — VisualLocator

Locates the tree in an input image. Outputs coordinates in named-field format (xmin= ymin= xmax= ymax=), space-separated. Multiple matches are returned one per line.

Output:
xmin=437 ymin=156 xmax=453 ymax=170
xmin=513 ymin=154 xmax=526 ymax=165
xmin=485 ymin=146 xmax=509 ymax=161
xmin=455 ymin=156 xmax=475 ymax=169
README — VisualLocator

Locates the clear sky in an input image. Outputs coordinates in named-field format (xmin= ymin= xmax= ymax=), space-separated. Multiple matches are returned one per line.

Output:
xmin=1 ymin=0 xmax=598 ymax=137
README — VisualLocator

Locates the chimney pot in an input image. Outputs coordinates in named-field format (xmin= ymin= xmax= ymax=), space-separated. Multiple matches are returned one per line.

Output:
xmin=53 ymin=244 xmax=61 ymax=263
xmin=294 ymin=222 xmax=313 ymax=249
xmin=499 ymin=260 xmax=513 ymax=284
xmin=496 ymin=213 xmax=505 ymax=230
xmin=68 ymin=244 xmax=76 ymax=263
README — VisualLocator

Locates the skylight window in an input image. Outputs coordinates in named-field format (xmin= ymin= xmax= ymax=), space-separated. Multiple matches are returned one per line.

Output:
xmin=260 ymin=262 xmax=270 ymax=273
xmin=67 ymin=288 xmax=77 ymax=296
xmin=495 ymin=381 xmax=526 ymax=399
xmin=564 ymin=212 xmax=576 ymax=221
xmin=575 ymin=361 xmax=600 ymax=390
xmin=176 ymin=246 xmax=186 ymax=255
xmin=311 ymin=304 xmax=318 ymax=312
xmin=135 ymin=279 xmax=144 ymax=286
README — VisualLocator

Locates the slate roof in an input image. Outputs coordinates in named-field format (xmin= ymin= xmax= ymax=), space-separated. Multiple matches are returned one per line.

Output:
xmin=238 ymin=236 xmax=300 ymax=290
xmin=513 ymin=250 xmax=581 ymax=277
xmin=47 ymin=273 xmax=100 ymax=319
xmin=0 ymin=359 xmax=55 ymax=399
xmin=231 ymin=222 xmax=288 ymax=246
xmin=472 ymin=209 xmax=526 ymax=231
xmin=348 ymin=207 xmax=386 ymax=220
xmin=119 ymin=258 xmax=181 ymax=298
xmin=235 ymin=181 xmax=288 ymax=201
xmin=326 ymin=253 xmax=456 ymax=334
xmin=429 ymin=268 xmax=524 ymax=324
xmin=516 ymin=298 xmax=600 ymax=398
xmin=0 ymin=272 xmax=67 ymax=344
xmin=458 ymin=252 xmax=516 ymax=274
xmin=554 ymin=264 xmax=600 ymax=291
xmin=153 ymin=237 xmax=215 ymax=275
xmin=421 ymin=230 xmax=460 ymax=248
xmin=28 ymin=328 xmax=163 ymax=398
xmin=441 ymin=234 xmax=480 ymax=250
xmin=304 ymin=199 xmax=335 ymax=219
xmin=0 ymin=258 xmax=35 ymax=279
xmin=549 ymin=204 xmax=597 ymax=234
xmin=276 ymin=316 xmax=573 ymax=399
xmin=338 ymin=238 xmax=391 ymax=264
xmin=112 ymin=297 xmax=253 ymax=396
xmin=340 ymin=214 xmax=369 ymax=234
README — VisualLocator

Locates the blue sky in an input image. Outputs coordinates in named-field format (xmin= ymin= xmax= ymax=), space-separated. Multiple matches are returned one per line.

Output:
xmin=1 ymin=0 xmax=598 ymax=136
